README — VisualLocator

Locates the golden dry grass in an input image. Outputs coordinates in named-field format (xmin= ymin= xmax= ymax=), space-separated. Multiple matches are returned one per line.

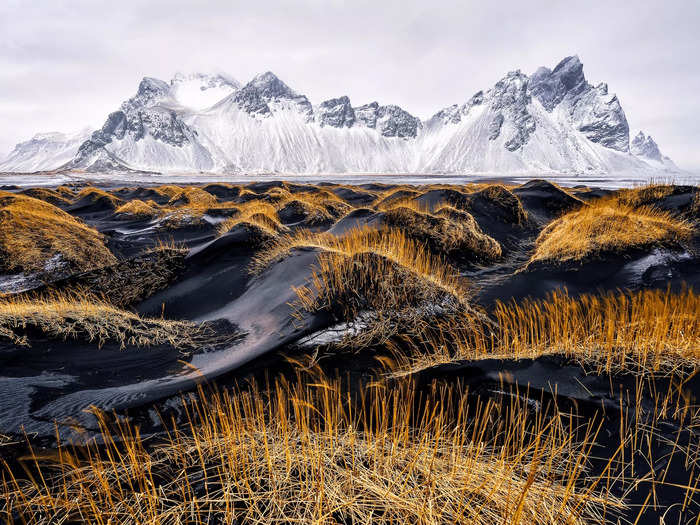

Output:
xmin=254 ymin=226 xmax=468 ymax=301
xmin=74 ymin=187 xmax=123 ymax=208
xmin=256 ymin=227 xmax=476 ymax=348
xmin=2 ymin=378 xmax=623 ymax=524
xmin=274 ymin=190 xmax=351 ymax=225
xmin=152 ymin=184 xmax=190 ymax=200
xmin=55 ymin=185 xmax=76 ymax=198
xmin=18 ymin=188 xmax=71 ymax=206
xmin=0 ymin=192 xmax=116 ymax=274
xmin=0 ymin=292 xmax=209 ymax=349
xmin=528 ymin=198 xmax=692 ymax=266
xmin=165 ymin=186 xmax=218 ymax=209
xmin=382 ymin=204 xmax=502 ymax=261
xmin=373 ymin=187 xmax=422 ymax=210
xmin=469 ymin=185 xmax=528 ymax=225
xmin=387 ymin=287 xmax=700 ymax=376
xmin=692 ymin=190 xmax=700 ymax=219
xmin=217 ymin=201 xmax=285 ymax=236
xmin=125 ymin=186 xmax=245 ymax=228
xmin=114 ymin=199 xmax=161 ymax=219
xmin=615 ymin=184 xmax=677 ymax=208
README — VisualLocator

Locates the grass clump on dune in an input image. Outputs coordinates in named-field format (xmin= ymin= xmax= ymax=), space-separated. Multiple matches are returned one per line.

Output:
xmin=528 ymin=198 xmax=692 ymax=266
xmin=373 ymin=187 xmax=422 ymax=210
xmin=256 ymin=227 xmax=475 ymax=347
xmin=19 ymin=187 xmax=72 ymax=206
xmin=114 ymin=199 xmax=162 ymax=219
xmin=254 ymin=226 xmax=468 ymax=301
xmin=466 ymin=184 xmax=528 ymax=225
xmin=489 ymin=287 xmax=700 ymax=371
xmin=155 ymin=186 xmax=235 ymax=228
xmin=382 ymin=203 xmax=502 ymax=262
xmin=615 ymin=184 xmax=680 ymax=208
xmin=0 ymin=292 xmax=210 ymax=349
xmin=73 ymin=187 xmax=124 ymax=209
xmin=2 ymin=378 xmax=621 ymax=524
xmin=165 ymin=186 xmax=218 ymax=209
xmin=217 ymin=201 xmax=285 ymax=236
xmin=0 ymin=192 xmax=116 ymax=274
xmin=275 ymin=189 xmax=352 ymax=225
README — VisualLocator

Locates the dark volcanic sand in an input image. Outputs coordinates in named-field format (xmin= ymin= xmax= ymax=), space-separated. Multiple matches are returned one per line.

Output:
xmin=0 ymin=179 xmax=698 ymax=523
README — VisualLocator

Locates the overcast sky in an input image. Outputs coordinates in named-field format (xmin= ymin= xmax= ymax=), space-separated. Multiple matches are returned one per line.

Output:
xmin=1 ymin=0 xmax=698 ymax=169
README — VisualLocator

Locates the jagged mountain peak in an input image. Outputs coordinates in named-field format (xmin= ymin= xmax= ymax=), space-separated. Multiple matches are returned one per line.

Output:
xmin=551 ymin=55 xmax=585 ymax=89
xmin=230 ymin=71 xmax=312 ymax=120
xmin=247 ymin=71 xmax=297 ymax=98
xmin=529 ymin=55 xmax=588 ymax=111
xmin=631 ymin=131 xmax=663 ymax=161
xmin=136 ymin=77 xmax=171 ymax=100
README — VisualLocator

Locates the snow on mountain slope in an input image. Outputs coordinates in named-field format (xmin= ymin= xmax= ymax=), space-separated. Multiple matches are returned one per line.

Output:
xmin=0 ymin=128 xmax=92 ymax=172
xmin=170 ymin=72 xmax=240 ymax=111
xmin=1 ymin=57 xmax=684 ymax=175
xmin=190 ymin=72 xmax=417 ymax=173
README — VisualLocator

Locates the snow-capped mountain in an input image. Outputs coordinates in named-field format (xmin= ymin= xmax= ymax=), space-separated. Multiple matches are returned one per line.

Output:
xmin=0 ymin=59 xmax=683 ymax=175
xmin=419 ymin=57 xmax=650 ymax=173
xmin=0 ymin=128 xmax=93 ymax=172
xmin=64 ymin=76 xmax=218 ymax=172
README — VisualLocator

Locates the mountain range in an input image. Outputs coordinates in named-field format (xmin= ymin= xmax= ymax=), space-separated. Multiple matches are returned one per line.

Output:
xmin=0 ymin=57 xmax=681 ymax=175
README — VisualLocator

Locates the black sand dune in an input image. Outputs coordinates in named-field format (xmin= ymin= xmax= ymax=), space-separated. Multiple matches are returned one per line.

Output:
xmin=0 ymin=245 xmax=333 ymax=437
xmin=0 ymin=179 xmax=697 ymax=523
xmin=0 ymin=179 xmax=696 ymax=435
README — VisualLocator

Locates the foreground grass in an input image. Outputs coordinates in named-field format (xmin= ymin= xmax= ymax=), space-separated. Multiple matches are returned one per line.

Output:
xmin=2 ymin=379 xmax=623 ymax=524
xmin=0 ymin=192 xmax=116 ymax=274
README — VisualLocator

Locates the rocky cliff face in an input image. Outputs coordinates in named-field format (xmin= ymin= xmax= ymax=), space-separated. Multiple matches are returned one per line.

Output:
xmin=315 ymin=98 xmax=420 ymax=137
xmin=489 ymin=71 xmax=536 ymax=151
xmin=351 ymin=102 xmax=421 ymax=138
xmin=70 ymin=77 xmax=203 ymax=171
xmin=316 ymin=96 xmax=355 ymax=128
xmin=530 ymin=56 xmax=629 ymax=152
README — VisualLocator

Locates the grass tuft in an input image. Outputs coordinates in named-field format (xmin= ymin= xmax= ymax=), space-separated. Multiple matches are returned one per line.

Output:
xmin=382 ymin=204 xmax=502 ymax=261
xmin=217 ymin=201 xmax=285 ymax=236
xmin=0 ymin=192 xmax=116 ymax=274
xmin=528 ymin=198 xmax=692 ymax=266
xmin=114 ymin=199 xmax=161 ymax=219
xmin=0 ymin=292 xmax=211 ymax=349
